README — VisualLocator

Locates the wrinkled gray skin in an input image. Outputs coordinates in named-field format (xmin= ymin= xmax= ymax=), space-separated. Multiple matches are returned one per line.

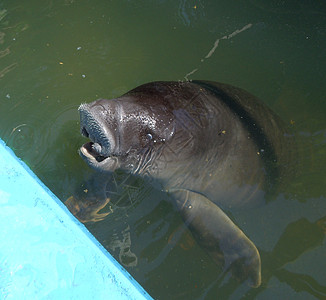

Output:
xmin=78 ymin=81 xmax=293 ymax=288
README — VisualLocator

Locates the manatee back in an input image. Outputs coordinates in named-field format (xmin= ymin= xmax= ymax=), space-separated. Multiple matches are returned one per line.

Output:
xmin=193 ymin=80 xmax=295 ymax=192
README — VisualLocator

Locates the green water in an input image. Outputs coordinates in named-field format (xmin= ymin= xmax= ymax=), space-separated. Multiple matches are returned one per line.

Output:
xmin=1 ymin=1 xmax=326 ymax=299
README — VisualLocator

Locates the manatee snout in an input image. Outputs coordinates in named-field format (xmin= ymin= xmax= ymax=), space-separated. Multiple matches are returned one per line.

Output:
xmin=78 ymin=100 xmax=120 ymax=172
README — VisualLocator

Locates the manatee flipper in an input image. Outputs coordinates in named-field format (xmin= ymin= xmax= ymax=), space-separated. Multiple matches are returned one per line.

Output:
xmin=171 ymin=189 xmax=261 ymax=288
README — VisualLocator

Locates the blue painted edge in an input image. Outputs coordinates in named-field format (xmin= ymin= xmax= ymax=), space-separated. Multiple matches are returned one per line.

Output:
xmin=0 ymin=138 xmax=152 ymax=300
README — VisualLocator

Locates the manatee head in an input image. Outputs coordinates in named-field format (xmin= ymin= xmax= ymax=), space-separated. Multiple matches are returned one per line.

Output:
xmin=78 ymin=94 xmax=175 ymax=173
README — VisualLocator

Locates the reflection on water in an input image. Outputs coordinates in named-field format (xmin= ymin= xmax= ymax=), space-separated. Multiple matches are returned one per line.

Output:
xmin=0 ymin=9 xmax=15 ymax=79
xmin=110 ymin=225 xmax=138 ymax=267
xmin=185 ymin=23 xmax=253 ymax=80
xmin=178 ymin=0 xmax=206 ymax=27
xmin=0 ymin=7 xmax=28 ymax=79
xmin=0 ymin=63 xmax=17 ymax=78
xmin=259 ymin=217 xmax=326 ymax=298
xmin=0 ymin=47 xmax=10 ymax=58
xmin=0 ymin=0 xmax=326 ymax=299
xmin=8 ymin=123 xmax=34 ymax=150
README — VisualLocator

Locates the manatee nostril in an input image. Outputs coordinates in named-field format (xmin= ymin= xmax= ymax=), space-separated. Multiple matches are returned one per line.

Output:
xmin=81 ymin=127 xmax=89 ymax=137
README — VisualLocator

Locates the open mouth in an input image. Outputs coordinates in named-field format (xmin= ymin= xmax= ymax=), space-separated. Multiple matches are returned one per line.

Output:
xmin=81 ymin=142 xmax=108 ymax=162
xmin=80 ymin=126 xmax=110 ymax=163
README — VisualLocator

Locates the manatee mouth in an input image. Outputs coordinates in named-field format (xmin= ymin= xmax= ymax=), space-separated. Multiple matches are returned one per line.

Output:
xmin=80 ymin=127 xmax=109 ymax=163
xmin=78 ymin=103 xmax=119 ymax=171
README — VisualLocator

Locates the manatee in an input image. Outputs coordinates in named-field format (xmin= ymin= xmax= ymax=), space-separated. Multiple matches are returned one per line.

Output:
xmin=77 ymin=80 xmax=294 ymax=287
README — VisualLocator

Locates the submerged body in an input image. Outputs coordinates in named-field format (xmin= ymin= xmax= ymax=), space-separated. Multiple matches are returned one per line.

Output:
xmin=78 ymin=81 xmax=293 ymax=287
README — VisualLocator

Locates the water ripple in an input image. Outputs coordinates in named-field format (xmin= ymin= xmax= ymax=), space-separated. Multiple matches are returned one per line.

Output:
xmin=34 ymin=104 xmax=79 ymax=173
xmin=0 ymin=62 xmax=17 ymax=78
xmin=8 ymin=124 xmax=35 ymax=151
xmin=5 ymin=103 xmax=79 ymax=175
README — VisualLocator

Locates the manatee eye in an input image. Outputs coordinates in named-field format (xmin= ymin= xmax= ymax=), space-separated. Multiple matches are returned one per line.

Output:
xmin=144 ymin=131 xmax=158 ymax=145
xmin=144 ymin=129 xmax=164 ymax=145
